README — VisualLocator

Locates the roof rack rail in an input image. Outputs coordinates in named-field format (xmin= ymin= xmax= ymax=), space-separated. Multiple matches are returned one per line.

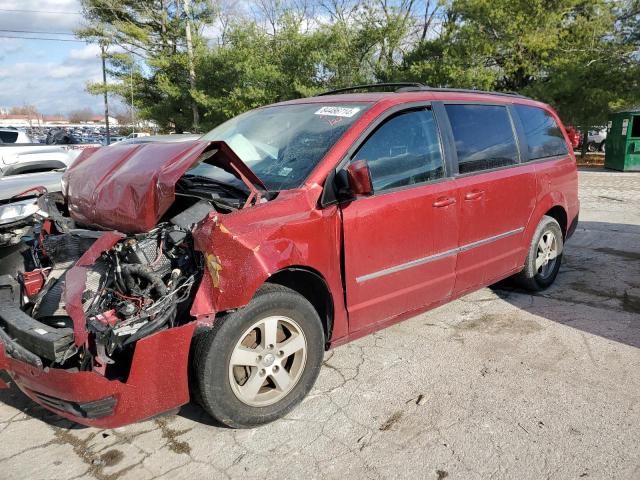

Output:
xmin=316 ymin=83 xmax=425 ymax=96
xmin=396 ymin=85 xmax=530 ymax=99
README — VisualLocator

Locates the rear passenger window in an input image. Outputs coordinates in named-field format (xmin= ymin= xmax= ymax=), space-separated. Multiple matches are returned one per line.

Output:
xmin=445 ymin=104 xmax=518 ymax=174
xmin=515 ymin=105 xmax=568 ymax=159
xmin=353 ymin=109 xmax=444 ymax=192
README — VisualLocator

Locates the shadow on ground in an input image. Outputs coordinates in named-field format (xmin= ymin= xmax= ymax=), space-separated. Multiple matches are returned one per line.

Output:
xmin=493 ymin=220 xmax=640 ymax=349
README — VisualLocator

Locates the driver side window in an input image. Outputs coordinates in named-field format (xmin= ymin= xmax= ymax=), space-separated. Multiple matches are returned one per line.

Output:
xmin=353 ymin=109 xmax=444 ymax=193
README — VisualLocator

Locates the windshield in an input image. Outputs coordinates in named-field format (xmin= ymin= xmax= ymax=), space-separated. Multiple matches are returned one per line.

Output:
xmin=198 ymin=103 xmax=370 ymax=191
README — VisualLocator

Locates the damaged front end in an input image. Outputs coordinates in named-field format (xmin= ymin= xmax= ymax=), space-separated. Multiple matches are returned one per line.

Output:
xmin=0 ymin=202 xmax=205 ymax=426
xmin=0 ymin=140 xmax=267 ymax=427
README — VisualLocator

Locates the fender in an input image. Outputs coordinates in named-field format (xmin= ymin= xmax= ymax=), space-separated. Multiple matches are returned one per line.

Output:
xmin=189 ymin=187 xmax=349 ymax=342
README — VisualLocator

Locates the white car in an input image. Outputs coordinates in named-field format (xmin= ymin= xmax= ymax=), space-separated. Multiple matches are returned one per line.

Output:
xmin=0 ymin=128 xmax=34 ymax=144
xmin=0 ymin=144 xmax=82 ymax=177
xmin=0 ymin=170 xmax=63 ymax=247
xmin=587 ymin=127 xmax=607 ymax=152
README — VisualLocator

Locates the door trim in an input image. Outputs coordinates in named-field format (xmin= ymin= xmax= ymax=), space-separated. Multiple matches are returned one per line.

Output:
xmin=356 ymin=226 xmax=524 ymax=283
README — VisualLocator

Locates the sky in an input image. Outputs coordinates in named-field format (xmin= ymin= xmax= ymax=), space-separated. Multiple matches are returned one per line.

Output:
xmin=0 ymin=0 xmax=110 ymax=115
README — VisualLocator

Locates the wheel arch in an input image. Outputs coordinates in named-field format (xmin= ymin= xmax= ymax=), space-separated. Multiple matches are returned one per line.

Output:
xmin=265 ymin=266 xmax=334 ymax=347
xmin=544 ymin=205 xmax=568 ymax=238
xmin=520 ymin=193 xmax=569 ymax=267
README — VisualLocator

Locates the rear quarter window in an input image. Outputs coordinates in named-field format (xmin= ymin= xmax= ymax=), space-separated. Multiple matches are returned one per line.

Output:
xmin=514 ymin=105 xmax=568 ymax=160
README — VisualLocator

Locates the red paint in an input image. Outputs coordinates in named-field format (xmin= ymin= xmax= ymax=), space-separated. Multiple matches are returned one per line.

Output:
xmin=65 ymin=231 xmax=124 ymax=346
xmin=1 ymin=90 xmax=579 ymax=427
xmin=63 ymin=140 xmax=265 ymax=233
xmin=21 ymin=269 xmax=47 ymax=297
xmin=345 ymin=160 xmax=373 ymax=195
xmin=0 ymin=323 xmax=195 ymax=428
xmin=452 ymin=164 xmax=537 ymax=295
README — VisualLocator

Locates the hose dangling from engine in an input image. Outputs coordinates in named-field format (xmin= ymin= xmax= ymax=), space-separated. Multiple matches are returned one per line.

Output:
xmin=120 ymin=264 xmax=168 ymax=297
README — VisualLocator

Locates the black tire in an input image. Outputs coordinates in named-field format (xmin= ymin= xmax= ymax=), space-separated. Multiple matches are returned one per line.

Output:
xmin=587 ymin=141 xmax=598 ymax=152
xmin=192 ymin=284 xmax=324 ymax=428
xmin=599 ymin=141 xmax=605 ymax=153
xmin=515 ymin=215 xmax=563 ymax=291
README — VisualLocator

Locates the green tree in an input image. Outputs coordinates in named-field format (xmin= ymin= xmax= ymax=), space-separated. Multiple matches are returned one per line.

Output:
xmin=78 ymin=0 xmax=213 ymax=132
xmin=403 ymin=0 xmax=640 ymax=155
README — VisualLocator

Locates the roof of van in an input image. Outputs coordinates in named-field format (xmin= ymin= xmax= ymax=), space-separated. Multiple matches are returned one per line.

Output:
xmin=275 ymin=90 xmax=548 ymax=109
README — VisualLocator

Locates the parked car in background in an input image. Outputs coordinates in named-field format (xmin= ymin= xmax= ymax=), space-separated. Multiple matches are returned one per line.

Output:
xmin=587 ymin=127 xmax=607 ymax=152
xmin=114 ymin=133 xmax=201 ymax=145
xmin=0 ymin=128 xmax=34 ymax=144
xmin=0 ymin=85 xmax=578 ymax=429
xmin=123 ymin=132 xmax=151 ymax=140
xmin=0 ymin=170 xmax=63 ymax=248
xmin=565 ymin=126 xmax=581 ymax=149
xmin=0 ymin=144 xmax=82 ymax=177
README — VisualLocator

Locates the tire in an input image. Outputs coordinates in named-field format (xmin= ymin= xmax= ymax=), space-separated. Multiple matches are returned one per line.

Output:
xmin=515 ymin=215 xmax=563 ymax=291
xmin=587 ymin=141 xmax=598 ymax=152
xmin=193 ymin=284 xmax=324 ymax=428
xmin=599 ymin=141 xmax=605 ymax=153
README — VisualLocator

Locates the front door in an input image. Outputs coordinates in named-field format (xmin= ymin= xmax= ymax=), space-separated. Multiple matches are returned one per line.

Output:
xmin=340 ymin=108 xmax=459 ymax=332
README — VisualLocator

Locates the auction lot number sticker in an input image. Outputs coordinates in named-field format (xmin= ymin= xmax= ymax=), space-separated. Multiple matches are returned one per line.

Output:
xmin=314 ymin=106 xmax=361 ymax=118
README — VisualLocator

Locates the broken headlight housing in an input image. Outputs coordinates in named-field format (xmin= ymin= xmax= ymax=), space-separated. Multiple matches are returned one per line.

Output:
xmin=0 ymin=198 xmax=41 ymax=226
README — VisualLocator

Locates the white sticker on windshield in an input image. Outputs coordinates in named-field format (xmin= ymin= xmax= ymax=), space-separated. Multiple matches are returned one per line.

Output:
xmin=314 ymin=106 xmax=360 ymax=118
xmin=34 ymin=328 xmax=48 ymax=336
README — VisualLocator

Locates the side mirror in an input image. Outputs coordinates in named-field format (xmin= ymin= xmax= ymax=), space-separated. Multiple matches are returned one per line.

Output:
xmin=345 ymin=160 xmax=373 ymax=196
xmin=322 ymin=160 xmax=374 ymax=207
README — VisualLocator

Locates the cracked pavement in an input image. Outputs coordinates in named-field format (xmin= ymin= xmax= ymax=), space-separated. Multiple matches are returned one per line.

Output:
xmin=1 ymin=169 xmax=639 ymax=480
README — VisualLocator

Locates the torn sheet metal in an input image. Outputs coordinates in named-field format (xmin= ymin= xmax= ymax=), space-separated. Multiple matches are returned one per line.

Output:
xmin=64 ymin=140 xmax=266 ymax=233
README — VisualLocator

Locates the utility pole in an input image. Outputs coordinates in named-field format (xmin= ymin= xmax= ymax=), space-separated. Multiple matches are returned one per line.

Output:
xmin=130 ymin=62 xmax=135 ymax=134
xmin=182 ymin=0 xmax=200 ymax=132
xmin=101 ymin=42 xmax=111 ymax=145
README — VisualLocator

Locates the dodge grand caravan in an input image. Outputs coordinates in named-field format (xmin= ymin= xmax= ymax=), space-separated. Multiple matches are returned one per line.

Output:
xmin=0 ymin=85 xmax=579 ymax=428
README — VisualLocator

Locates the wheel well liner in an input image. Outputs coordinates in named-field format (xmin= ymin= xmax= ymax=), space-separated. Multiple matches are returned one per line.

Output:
xmin=544 ymin=205 xmax=568 ymax=238
xmin=266 ymin=267 xmax=334 ymax=346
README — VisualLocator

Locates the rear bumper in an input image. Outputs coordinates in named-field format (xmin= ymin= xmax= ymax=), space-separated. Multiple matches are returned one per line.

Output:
xmin=0 ymin=321 xmax=196 ymax=428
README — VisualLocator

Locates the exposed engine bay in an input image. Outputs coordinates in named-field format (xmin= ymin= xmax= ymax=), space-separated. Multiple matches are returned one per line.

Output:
xmin=0 ymin=201 xmax=204 ymax=379
xmin=0 ymin=140 xmax=269 ymax=383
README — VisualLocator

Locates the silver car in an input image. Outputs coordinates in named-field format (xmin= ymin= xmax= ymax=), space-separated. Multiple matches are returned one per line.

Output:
xmin=0 ymin=170 xmax=62 ymax=247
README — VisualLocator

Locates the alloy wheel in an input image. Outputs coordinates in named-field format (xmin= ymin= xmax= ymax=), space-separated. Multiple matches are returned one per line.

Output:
xmin=535 ymin=230 xmax=559 ymax=279
xmin=228 ymin=315 xmax=307 ymax=407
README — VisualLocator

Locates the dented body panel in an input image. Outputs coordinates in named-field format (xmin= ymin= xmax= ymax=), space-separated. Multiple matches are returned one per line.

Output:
xmin=0 ymin=90 xmax=579 ymax=428
xmin=64 ymin=140 xmax=265 ymax=233
xmin=0 ymin=323 xmax=195 ymax=427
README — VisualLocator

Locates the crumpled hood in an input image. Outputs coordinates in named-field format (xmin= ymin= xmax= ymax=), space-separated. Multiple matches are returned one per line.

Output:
xmin=63 ymin=139 xmax=266 ymax=233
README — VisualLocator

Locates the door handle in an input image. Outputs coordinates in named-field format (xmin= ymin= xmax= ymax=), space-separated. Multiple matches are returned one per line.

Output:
xmin=464 ymin=190 xmax=485 ymax=201
xmin=433 ymin=196 xmax=456 ymax=208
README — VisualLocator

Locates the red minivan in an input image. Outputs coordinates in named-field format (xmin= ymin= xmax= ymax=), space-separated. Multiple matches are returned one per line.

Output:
xmin=0 ymin=85 xmax=579 ymax=428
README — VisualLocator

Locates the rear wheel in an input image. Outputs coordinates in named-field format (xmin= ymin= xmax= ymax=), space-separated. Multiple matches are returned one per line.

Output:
xmin=515 ymin=215 xmax=563 ymax=291
xmin=192 ymin=285 xmax=324 ymax=428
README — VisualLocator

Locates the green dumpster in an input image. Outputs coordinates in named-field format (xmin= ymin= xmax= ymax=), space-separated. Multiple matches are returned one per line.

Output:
xmin=605 ymin=110 xmax=640 ymax=171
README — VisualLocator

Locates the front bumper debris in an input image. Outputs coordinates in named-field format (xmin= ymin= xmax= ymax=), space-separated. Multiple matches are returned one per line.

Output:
xmin=0 ymin=322 xmax=196 ymax=428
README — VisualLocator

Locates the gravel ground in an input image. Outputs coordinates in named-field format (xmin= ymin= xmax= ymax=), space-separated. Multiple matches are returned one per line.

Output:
xmin=1 ymin=169 xmax=638 ymax=480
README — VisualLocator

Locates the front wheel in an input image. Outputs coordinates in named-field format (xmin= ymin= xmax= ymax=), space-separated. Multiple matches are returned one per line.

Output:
xmin=192 ymin=284 xmax=324 ymax=428
xmin=515 ymin=215 xmax=563 ymax=291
